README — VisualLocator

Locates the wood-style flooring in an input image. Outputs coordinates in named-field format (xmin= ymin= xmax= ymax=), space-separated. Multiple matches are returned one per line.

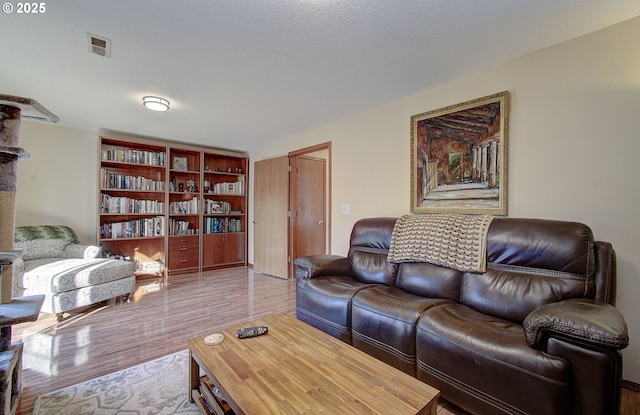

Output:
xmin=11 ymin=267 xmax=637 ymax=415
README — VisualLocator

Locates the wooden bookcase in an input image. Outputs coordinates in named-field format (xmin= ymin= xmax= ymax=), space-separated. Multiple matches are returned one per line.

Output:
xmin=202 ymin=153 xmax=247 ymax=271
xmin=98 ymin=136 xmax=248 ymax=278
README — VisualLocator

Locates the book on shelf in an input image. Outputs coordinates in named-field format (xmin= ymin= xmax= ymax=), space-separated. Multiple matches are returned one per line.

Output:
xmin=100 ymin=216 xmax=165 ymax=239
xmin=100 ymin=168 xmax=164 ymax=191
xmin=204 ymin=199 xmax=232 ymax=214
xmin=169 ymin=197 xmax=198 ymax=214
xmin=101 ymin=148 xmax=165 ymax=166
xmin=100 ymin=194 xmax=165 ymax=214
xmin=169 ymin=219 xmax=197 ymax=235
xmin=204 ymin=217 xmax=242 ymax=234
xmin=207 ymin=178 xmax=245 ymax=195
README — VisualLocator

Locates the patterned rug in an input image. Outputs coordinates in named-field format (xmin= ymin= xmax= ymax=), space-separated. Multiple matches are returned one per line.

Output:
xmin=33 ymin=350 xmax=200 ymax=415
xmin=33 ymin=349 xmax=469 ymax=415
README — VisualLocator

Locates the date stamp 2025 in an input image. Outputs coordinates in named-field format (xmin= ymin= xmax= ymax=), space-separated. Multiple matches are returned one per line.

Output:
xmin=2 ymin=2 xmax=46 ymax=14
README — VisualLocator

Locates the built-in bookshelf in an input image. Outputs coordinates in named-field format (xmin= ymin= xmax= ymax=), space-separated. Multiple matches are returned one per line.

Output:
xmin=201 ymin=153 xmax=247 ymax=271
xmin=98 ymin=136 xmax=248 ymax=278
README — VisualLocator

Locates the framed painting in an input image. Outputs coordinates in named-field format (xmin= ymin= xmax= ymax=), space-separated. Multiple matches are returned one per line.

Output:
xmin=410 ymin=91 xmax=509 ymax=215
xmin=172 ymin=156 xmax=188 ymax=171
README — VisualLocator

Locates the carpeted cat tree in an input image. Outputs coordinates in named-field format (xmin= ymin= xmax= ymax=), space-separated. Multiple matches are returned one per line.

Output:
xmin=0 ymin=94 xmax=57 ymax=415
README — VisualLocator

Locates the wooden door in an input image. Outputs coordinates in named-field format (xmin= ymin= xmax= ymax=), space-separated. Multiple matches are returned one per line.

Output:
xmin=225 ymin=233 xmax=245 ymax=263
xmin=203 ymin=234 xmax=226 ymax=266
xmin=253 ymin=156 xmax=289 ymax=278
xmin=290 ymin=155 xmax=326 ymax=264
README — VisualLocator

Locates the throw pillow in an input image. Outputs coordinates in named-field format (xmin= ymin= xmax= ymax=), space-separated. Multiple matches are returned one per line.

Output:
xmin=15 ymin=239 xmax=69 ymax=260
xmin=64 ymin=244 xmax=101 ymax=259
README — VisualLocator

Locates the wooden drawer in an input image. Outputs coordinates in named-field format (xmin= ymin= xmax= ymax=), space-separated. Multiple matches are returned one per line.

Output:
xmin=169 ymin=235 xmax=199 ymax=248
xmin=168 ymin=236 xmax=199 ymax=269
xmin=168 ymin=249 xmax=199 ymax=268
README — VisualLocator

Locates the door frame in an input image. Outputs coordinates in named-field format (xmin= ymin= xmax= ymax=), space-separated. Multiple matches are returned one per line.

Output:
xmin=289 ymin=142 xmax=331 ymax=276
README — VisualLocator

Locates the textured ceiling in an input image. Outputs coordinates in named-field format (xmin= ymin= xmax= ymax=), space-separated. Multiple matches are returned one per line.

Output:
xmin=2 ymin=1 xmax=640 ymax=151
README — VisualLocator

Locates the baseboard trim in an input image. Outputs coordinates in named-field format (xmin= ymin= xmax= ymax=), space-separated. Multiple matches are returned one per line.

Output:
xmin=622 ymin=379 xmax=640 ymax=393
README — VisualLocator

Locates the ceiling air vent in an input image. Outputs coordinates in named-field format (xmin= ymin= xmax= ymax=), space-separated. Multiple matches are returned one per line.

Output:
xmin=87 ymin=33 xmax=111 ymax=58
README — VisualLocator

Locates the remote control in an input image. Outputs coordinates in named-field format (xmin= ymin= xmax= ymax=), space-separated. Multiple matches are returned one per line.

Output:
xmin=236 ymin=326 xmax=268 ymax=339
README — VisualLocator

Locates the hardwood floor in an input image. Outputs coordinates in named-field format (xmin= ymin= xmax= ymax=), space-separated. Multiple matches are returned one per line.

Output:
xmin=15 ymin=267 xmax=296 ymax=415
xmin=12 ymin=266 xmax=638 ymax=415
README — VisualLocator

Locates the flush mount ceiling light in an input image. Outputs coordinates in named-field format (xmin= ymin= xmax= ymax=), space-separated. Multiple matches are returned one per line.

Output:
xmin=142 ymin=96 xmax=170 ymax=112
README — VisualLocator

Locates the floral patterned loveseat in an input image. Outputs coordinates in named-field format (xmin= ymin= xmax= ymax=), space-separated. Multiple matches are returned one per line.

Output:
xmin=13 ymin=225 xmax=135 ymax=321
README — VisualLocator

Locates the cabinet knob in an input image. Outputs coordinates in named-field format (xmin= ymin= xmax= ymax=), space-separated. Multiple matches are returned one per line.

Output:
xmin=252 ymin=220 xmax=257 ymax=224
xmin=317 ymin=220 xmax=324 ymax=225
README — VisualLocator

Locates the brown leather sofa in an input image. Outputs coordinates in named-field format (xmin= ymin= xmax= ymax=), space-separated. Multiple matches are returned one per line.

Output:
xmin=294 ymin=217 xmax=629 ymax=415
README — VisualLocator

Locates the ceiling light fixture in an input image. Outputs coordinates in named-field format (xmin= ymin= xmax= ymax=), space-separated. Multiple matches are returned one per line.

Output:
xmin=142 ymin=96 xmax=170 ymax=112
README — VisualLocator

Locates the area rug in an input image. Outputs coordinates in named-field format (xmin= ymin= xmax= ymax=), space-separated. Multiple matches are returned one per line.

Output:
xmin=33 ymin=350 xmax=200 ymax=415
xmin=33 ymin=349 xmax=469 ymax=415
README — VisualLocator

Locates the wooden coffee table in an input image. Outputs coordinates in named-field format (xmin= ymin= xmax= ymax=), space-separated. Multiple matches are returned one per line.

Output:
xmin=188 ymin=313 xmax=439 ymax=415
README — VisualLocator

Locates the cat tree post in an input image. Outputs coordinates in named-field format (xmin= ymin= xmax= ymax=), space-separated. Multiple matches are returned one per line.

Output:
xmin=0 ymin=94 xmax=57 ymax=415
xmin=0 ymin=94 xmax=58 ymax=303
xmin=0 ymin=103 xmax=26 ymax=304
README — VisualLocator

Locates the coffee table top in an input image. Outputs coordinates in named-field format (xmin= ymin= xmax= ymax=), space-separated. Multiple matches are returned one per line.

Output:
xmin=189 ymin=313 xmax=439 ymax=415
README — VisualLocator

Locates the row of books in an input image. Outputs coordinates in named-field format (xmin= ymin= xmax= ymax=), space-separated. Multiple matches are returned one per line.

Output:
xmin=169 ymin=198 xmax=198 ymax=214
xmin=204 ymin=217 xmax=242 ymax=234
xmin=100 ymin=194 xmax=165 ymax=214
xmin=101 ymin=149 xmax=166 ymax=166
xmin=100 ymin=216 xmax=165 ymax=239
xmin=101 ymin=169 xmax=165 ymax=191
xmin=169 ymin=219 xmax=197 ymax=235
xmin=207 ymin=179 xmax=245 ymax=195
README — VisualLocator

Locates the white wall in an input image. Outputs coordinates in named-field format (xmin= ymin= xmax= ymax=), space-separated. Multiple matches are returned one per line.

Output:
xmin=15 ymin=122 xmax=99 ymax=243
xmin=249 ymin=16 xmax=640 ymax=382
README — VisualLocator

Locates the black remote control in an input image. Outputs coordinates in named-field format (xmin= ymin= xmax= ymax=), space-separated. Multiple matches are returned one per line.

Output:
xmin=236 ymin=326 xmax=268 ymax=339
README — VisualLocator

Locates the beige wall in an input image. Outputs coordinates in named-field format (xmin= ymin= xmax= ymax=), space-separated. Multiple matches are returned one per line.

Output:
xmin=12 ymin=16 xmax=640 ymax=382
xmin=249 ymin=16 xmax=640 ymax=381
xmin=15 ymin=122 xmax=99 ymax=243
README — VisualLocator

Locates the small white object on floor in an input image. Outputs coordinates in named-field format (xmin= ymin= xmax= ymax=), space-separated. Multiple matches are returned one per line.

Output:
xmin=204 ymin=333 xmax=224 ymax=345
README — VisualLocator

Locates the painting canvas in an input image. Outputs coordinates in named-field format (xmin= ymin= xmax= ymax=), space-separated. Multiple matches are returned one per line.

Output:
xmin=172 ymin=156 xmax=188 ymax=171
xmin=410 ymin=91 xmax=509 ymax=215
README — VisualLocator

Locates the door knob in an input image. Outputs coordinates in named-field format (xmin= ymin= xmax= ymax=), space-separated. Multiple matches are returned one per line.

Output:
xmin=252 ymin=220 xmax=257 ymax=224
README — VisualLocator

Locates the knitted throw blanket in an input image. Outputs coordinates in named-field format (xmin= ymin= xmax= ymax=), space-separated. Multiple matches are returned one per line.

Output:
xmin=387 ymin=214 xmax=494 ymax=273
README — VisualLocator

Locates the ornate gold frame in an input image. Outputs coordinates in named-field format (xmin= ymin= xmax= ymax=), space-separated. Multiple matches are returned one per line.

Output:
xmin=410 ymin=91 xmax=509 ymax=215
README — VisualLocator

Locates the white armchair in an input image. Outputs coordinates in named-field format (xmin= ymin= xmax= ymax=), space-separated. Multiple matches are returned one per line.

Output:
xmin=13 ymin=225 xmax=135 ymax=321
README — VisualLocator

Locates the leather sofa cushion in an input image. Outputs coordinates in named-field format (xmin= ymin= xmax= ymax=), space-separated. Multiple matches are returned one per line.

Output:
xmin=352 ymin=286 xmax=452 ymax=375
xmin=416 ymin=303 xmax=571 ymax=415
xmin=396 ymin=262 xmax=462 ymax=301
xmin=460 ymin=218 xmax=596 ymax=323
xmin=349 ymin=217 xmax=396 ymax=251
xmin=296 ymin=275 xmax=375 ymax=342
xmin=348 ymin=249 xmax=397 ymax=285
xmin=348 ymin=217 xmax=398 ymax=285
xmin=461 ymin=265 xmax=590 ymax=323
xmin=486 ymin=218 xmax=595 ymax=278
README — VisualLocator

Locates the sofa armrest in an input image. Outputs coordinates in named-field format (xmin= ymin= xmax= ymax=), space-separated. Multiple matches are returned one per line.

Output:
xmin=294 ymin=255 xmax=351 ymax=280
xmin=64 ymin=244 xmax=101 ymax=259
xmin=523 ymin=298 xmax=629 ymax=351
